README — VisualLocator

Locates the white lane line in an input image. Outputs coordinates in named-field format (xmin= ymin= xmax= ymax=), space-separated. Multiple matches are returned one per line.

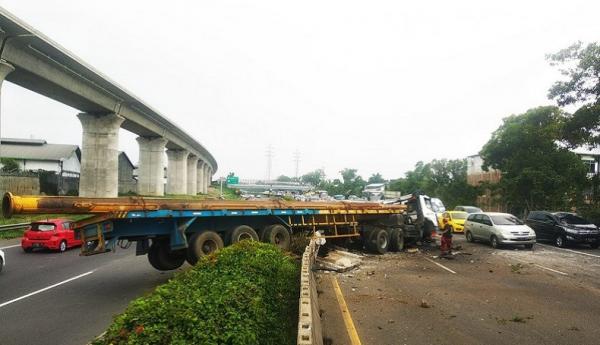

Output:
xmin=537 ymin=243 xmax=600 ymax=259
xmin=512 ymin=258 xmax=569 ymax=276
xmin=533 ymin=264 xmax=568 ymax=276
xmin=0 ymin=244 xmax=20 ymax=250
xmin=0 ymin=271 xmax=94 ymax=309
xmin=424 ymin=257 xmax=457 ymax=274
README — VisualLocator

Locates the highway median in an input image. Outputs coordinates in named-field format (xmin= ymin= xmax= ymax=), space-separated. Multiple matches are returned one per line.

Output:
xmin=92 ymin=241 xmax=300 ymax=345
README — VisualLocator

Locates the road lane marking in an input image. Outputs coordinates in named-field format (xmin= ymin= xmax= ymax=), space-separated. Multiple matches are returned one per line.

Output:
xmin=331 ymin=276 xmax=362 ymax=345
xmin=0 ymin=271 xmax=94 ymax=309
xmin=533 ymin=264 xmax=568 ymax=276
xmin=0 ymin=244 xmax=20 ymax=250
xmin=536 ymin=243 xmax=600 ymax=259
xmin=424 ymin=257 xmax=457 ymax=274
xmin=512 ymin=258 xmax=569 ymax=276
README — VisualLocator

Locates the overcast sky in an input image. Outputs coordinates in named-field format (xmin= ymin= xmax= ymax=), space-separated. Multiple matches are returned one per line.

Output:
xmin=1 ymin=0 xmax=598 ymax=181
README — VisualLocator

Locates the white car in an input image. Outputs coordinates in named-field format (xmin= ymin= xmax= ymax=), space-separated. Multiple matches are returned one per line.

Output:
xmin=464 ymin=212 xmax=536 ymax=249
xmin=0 ymin=249 xmax=5 ymax=273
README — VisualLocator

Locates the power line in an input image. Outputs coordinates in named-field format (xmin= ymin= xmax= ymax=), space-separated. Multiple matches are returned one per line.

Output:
xmin=266 ymin=144 xmax=274 ymax=181
xmin=293 ymin=150 xmax=300 ymax=179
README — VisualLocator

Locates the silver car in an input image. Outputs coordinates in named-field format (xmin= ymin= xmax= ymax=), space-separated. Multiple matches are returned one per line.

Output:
xmin=464 ymin=212 xmax=536 ymax=249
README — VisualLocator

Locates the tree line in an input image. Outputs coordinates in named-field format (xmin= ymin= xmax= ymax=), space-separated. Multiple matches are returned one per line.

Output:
xmin=481 ymin=42 xmax=600 ymax=221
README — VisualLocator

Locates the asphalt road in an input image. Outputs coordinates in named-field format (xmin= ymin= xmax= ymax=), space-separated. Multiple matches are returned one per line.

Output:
xmin=318 ymin=236 xmax=600 ymax=345
xmin=0 ymin=238 xmax=180 ymax=345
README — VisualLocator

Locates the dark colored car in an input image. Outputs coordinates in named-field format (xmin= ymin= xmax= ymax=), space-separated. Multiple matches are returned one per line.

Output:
xmin=21 ymin=219 xmax=81 ymax=252
xmin=525 ymin=211 xmax=600 ymax=248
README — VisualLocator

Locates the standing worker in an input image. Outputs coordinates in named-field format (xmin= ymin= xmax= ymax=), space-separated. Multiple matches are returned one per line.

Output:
xmin=440 ymin=218 xmax=453 ymax=257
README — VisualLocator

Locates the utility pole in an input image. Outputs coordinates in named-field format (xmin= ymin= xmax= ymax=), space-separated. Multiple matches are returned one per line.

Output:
xmin=266 ymin=145 xmax=273 ymax=182
xmin=293 ymin=150 xmax=300 ymax=180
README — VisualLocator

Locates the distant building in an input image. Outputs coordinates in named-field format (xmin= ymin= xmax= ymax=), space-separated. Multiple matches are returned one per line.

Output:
xmin=0 ymin=138 xmax=81 ymax=173
xmin=118 ymin=152 xmax=137 ymax=194
xmin=0 ymin=138 xmax=138 ymax=195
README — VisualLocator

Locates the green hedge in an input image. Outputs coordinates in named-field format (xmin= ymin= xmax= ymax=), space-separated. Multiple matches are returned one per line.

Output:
xmin=94 ymin=241 xmax=299 ymax=345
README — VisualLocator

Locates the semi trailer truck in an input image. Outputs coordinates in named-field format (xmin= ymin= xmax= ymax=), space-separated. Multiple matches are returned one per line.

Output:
xmin=2 ymin=193 xmax=426 ymax=270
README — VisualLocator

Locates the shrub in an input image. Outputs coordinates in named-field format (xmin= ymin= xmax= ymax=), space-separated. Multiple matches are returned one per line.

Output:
xmin=94 ymin=241 xmax=299 ymax=345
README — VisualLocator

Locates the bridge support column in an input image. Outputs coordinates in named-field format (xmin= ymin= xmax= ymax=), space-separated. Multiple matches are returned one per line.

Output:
xmin=186 ymin=155 xmax=199 ymax=195
xmin=77 ymin=113 xmax=125 ymax=197
xmin=197 ymin=161 xmax=206 ymax=194
xmin=0 ymin=61 xmax=15 ymax=156
xmin=0 ymin=60 xmax=14 ymax=103
xmin=204 ymin=165 xmax=211 ymax=192
xmin=136 ymin=137 xmax=167 ymax=196
xmin=166 ymin=149 xmax=189 ymax=195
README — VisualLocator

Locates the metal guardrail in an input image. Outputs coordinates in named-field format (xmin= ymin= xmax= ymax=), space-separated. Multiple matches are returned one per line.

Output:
xmin=0 ymin=222 xmax=30 ymax=232
xmin=297 ymin=237 xmax=324 ymax=345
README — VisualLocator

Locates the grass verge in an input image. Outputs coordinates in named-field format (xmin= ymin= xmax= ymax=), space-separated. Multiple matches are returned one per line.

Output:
xmin=94 ymin=241 xmax=299 ymax=345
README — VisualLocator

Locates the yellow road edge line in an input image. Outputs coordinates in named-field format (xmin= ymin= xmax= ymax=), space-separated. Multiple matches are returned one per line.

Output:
xmin=331 ymin=276 xmax=362 ymax=345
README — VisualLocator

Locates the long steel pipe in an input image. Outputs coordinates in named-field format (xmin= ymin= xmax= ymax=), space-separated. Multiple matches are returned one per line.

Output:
xmin=2 ymin=193 xmax=405 ymax=218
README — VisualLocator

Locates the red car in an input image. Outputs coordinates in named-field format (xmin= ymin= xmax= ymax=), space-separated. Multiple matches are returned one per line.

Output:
xmin=21 ymin=219 xmax=82 ymax=252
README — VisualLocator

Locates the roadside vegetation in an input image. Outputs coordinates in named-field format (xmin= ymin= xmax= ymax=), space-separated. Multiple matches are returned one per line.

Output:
xmin=94 ymin=241 xmax=299 ymax=345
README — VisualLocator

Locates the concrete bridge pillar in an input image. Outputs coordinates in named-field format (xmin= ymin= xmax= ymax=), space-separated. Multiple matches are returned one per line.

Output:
xmin=0 ymin=60 xmax=15 ymax=96
xmin=0 ymin=61 xmax=15 ymax=157
xmin=205 ymin=165 xmax=212 ymax=192
xmin=197 ymin=161 xmax=206 ymax=194
xmin=186 ymin=155 xmax=199 ymax=195
xmin=166 ymin=149 xmax=189 ymax=195
xmin=77 ymin=113 xmax=125 ymax=197
xmin=136 ymin=136 xmax=167 ymax=196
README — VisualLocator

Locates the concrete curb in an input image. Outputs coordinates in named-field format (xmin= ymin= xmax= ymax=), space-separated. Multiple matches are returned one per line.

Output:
xmin=297 ymin=238 xmax=323 ymax=345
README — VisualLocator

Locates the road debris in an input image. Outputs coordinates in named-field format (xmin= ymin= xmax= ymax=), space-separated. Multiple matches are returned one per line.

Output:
xmin=316 ymin=249 xmax=363 ymax=272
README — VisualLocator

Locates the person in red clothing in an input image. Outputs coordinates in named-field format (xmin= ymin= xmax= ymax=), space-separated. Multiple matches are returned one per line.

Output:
xmin=440 ymin=218 xmax=453 ymax=257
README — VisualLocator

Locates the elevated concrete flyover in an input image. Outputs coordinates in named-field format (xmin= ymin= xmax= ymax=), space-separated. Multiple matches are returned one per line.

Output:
xmin=0 ymin=7 xmax=217 ymax=197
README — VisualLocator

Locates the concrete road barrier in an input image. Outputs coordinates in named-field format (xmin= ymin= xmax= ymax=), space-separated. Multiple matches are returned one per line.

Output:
xmin=297 ymin=238 xmax=323 ymax=345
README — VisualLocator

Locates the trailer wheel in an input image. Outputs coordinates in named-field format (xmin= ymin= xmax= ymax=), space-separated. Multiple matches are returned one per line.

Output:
xmin=263 ymin=224 xmax=291 ymax=251
xmin=186 ymin=231 xmax=224 ymax=265
xmin=388 ymin=228 xmax=405 ymax=252
xmin=366 ymin=227 xmax=389 ymax=254
xmin=258 ymin=225 xmax=273 ymax=241
xmin=228 ymin=225 xmax=259 ymax=244
xmin=147 ymin=240 xmax=186 ymax=271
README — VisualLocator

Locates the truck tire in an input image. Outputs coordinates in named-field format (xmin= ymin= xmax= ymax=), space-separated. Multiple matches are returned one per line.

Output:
xmin=366 ymin=227 xmax=389 ymax=254
xmin=147 ymin=240 xmax=186 ymax=271
xmin=263 ymin=224 xmax=291 ymax=251
xmin=228 ymin=225 xmax=259 ymax=244
xmin=186 ymin=231 xmax=224 ymax=265
xmin=258 ymin=225 xmax=272 ymax=241
xmin=388 ymin=228 xmax=405 ymax=252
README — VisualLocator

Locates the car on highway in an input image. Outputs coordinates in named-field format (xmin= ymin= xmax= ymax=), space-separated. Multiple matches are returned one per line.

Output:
xmin=437 ymin=211 xmax=469 ymax=233
xmin=525 ymin=211 xmax=600 ymax=248
xmin=464 ymin=212 xmax=536 ymax=249
xmin=21 ymin=219 xmax=81 ymax=253
xmin=454 ymin=205 xmax=483 ymax=213
xmin=0 ymin=249 xmax=4 ymax=273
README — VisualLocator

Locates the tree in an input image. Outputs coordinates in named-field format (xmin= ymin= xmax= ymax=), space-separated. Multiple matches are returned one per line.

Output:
xmin=339 ymin=168 xmax=367 ymax=196
xmin=547 ymin=41 xmax=600 ymax=147
xmin=481 ymin=106 xmax=588 ymax=214
xmin=388 ymin=159 xmax=477 ymax=208
xmin=0 ymin=158 xmax=20 ymax=173
xmin=276 ymin=175 xmax=292 ymax=182
xmin=367 ymin=173 xmax=386 ymax=184
xmin=301 ymin=169 xmax=326 ymax=187
xmin=548 ymin=42 xmax=600 ymax=209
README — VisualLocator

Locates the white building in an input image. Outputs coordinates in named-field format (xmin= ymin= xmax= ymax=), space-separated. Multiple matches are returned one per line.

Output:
xmin=0 ymin=138 xmax=80 ymax=173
